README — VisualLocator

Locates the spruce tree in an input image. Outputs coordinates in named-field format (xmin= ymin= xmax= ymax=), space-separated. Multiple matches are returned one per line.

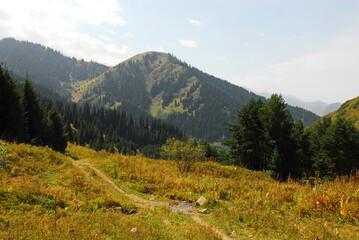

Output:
xmin=226 ymin=98 xmax=267 ymax=169
xmin=23 ymin=78 xmax=46 ymax=145
xmin=47 ymin=109 xmax=67 ymax=152
xmin=0 ymin=65 xmax=25 ymax=141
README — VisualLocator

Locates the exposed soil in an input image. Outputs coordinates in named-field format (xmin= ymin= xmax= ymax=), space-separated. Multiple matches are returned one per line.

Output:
xmin=73 ymin=160 xmax=233 ymax=240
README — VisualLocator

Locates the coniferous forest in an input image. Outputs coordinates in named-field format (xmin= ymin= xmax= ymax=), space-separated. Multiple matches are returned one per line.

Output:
xmin=2 ymin=60 xmax=359 ymax=179
xmin=0 ymin=64 xmax=184 ymax=157
xmin=226 ymin=95 xmax=359 ymax=179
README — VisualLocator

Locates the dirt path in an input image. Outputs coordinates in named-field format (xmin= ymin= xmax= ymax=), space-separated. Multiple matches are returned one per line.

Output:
xmin=72 ymin=160 xmax=233 ymax=240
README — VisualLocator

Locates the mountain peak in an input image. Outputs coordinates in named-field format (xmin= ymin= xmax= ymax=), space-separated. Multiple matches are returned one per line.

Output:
xmin=123 ymin=51 xmax=170 ymax=64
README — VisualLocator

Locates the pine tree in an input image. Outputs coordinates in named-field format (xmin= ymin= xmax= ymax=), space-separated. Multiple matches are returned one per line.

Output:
xmin=261 ymin=94 xmax=299 ymax=179
xmin=0 ymin=65 xmax=25 ymax=141
xmin=226 ymin=98 xmax=267 ymax=169
xmin=47 ymin=109 xmax=67 ymax=152
xmin=23 ymin=77 xmax=45 ymax=144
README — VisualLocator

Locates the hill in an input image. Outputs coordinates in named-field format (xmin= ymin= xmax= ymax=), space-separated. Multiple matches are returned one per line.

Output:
xmin=0 ymin=39 xmax=319 ymax=141
xmin=1 ymin=141 xmax=358 ymax=239
xmin=324 ymin=96 xmax=359 ymax=128
xmin=0 ymin=38 xmax=108 ymax=99
xmin=76 ymin=52 xmax=319 ymax=141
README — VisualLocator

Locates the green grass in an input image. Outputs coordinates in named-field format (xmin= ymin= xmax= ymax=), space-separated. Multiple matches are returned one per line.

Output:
xmin=1 ymin=141 xmax=358 ymax=239
xmin=67 ymin=143 xmax=359 ymax=240
xmin=325 ymin=96 xmax=359 ymax=129
xmin=0 ymin=141 xmax=220 ymax=239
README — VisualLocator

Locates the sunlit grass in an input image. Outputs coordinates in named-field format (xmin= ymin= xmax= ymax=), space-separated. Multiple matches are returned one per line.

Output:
xmin=67 ymin=143 xmax=359 ymax=239
xmin=1 ymin=141 xmax=358 ymax=239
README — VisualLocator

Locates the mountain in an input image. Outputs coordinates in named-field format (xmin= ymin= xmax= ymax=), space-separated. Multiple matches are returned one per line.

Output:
xmin=76 ymin=52 xmax=319 ymax=141
xmin=0 ymin=38 xmax=108 ymax=98
xmin=260 ymin=92 xmax=341 ymax=116
xmin=0 ymin=39 xmax=319 ymax=141
xmin=324 ymin=96 xmax=359 ymax=129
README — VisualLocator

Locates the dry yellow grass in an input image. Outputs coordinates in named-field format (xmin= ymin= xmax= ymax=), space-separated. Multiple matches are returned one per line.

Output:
xmin=0 ymin=141 xmax=221 ymax=239
xmin=66 ymin=143 xmax=359 ymax=239
xmin=1 ymin=142 xmax=358 ymax=239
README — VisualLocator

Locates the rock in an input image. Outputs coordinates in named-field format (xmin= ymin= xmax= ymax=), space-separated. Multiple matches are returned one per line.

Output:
xmin=149 ymin=197 xmax=156 ymax=201
xmin=198 ymin=208 xmax=207 ymax=213
xmin=130 ymin=227 xmax=138 ymax=233
xmin=196 ymin=196 xmax=207 ymax=206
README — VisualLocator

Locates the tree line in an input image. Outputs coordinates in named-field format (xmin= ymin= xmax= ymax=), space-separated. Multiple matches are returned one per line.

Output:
xmin=226 ymin=94 xmax=359 ymax=179
xmin=0 ymin=65 xmax=67 ymax=152
xmin=0 ymin=65 xmax=184 ymax=156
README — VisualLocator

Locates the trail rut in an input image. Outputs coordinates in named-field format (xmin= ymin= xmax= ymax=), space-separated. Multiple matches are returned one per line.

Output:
xmin=73 ymin=160 xmax=233 ymax=240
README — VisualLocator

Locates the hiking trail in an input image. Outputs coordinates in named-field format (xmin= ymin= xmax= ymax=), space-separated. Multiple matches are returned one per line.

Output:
xmin=72 ymin=159 xmax=233 ymax=240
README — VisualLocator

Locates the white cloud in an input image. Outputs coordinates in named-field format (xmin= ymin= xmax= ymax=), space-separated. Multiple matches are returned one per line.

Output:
xmin=100 ymin=35 xmax=111 ymax=41
xmin=179 ymin=39 xmax=198 ymax=48
xmin=217 ymin=56 xmax=226 ymax=61
xmin=0 ymin=0 xmax=130 ymax=66
xmin=121 ymin=32 xmax=135 ymax=40
xmin=149 ymin=46 xmax=165 ymax=52
xmin=188 ymin=18 xmax=204 ymax=27
xmin=233 ymin=29 xmax=359 ymax=103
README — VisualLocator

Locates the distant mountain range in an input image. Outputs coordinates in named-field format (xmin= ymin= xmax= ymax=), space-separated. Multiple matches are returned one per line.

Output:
xmin=0 ymin=38 xmax=320 ymax=141
xmin=260 ymin=93 xmax=341 ymax=116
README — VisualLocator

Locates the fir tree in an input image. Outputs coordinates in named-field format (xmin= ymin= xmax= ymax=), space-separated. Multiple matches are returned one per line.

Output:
xmin=0 ymin=64 xmax=25 ymax=141
xmin=23 ymin=77 xmax=45 ymax=144
xmin=47 ymin=109 xmax=67 ymax=152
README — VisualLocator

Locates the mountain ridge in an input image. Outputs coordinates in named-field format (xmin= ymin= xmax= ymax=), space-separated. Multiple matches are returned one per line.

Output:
xmin=77 ymin=51 xmax=319 ymax=141
xmin=0 ymin=37 xmax=108 ymax=98
xmin=0 ymin=38 xmax=320 ymax=141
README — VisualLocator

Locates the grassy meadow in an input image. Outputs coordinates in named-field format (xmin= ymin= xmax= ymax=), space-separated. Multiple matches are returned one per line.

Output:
xmin=0 ymin=141 xmax=358 ymax=239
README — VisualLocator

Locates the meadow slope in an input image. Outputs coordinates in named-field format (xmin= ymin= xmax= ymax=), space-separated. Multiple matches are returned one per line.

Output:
xmin=0 ymin=141 xmax=358 ymax=239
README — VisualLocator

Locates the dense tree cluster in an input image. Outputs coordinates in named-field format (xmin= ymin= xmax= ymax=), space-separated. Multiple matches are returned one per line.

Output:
xmin=53 ymin=102 xmax=185 ymax=157
xmin=307 ymin=118 xmax=359 ymax=177
xmin=0 ymin=65 xmax=184 ymax=156
xmin=227 ymin=94 xmax=359 ymax=179
xmin=0 ymin=65 xmax=67 ymax=152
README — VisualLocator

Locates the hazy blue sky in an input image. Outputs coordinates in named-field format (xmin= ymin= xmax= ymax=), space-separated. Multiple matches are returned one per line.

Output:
xmin=1 ymin=0 xmax=358 ymax=103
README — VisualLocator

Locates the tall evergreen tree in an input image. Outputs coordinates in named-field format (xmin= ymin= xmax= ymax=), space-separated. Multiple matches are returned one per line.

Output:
xmin=309 ymin=118 xmax=359 ymax=177
xmin=226 ymin=98 xmax=267 ymax=169
xmin=261 ymin=94 xmax=300 ymax=179
xmin=227 ymin=94 xmax=305 ymax=179
xmin=23 ymin=77 xmax=45 ymax=144
xmin=0 ymin=64 xmax=25 ymax=141
xmin=47 ymin=109 xmax=67 ymax=152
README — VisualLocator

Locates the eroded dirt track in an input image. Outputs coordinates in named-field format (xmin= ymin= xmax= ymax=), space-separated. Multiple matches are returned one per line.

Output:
xmin=72 ymin=160 xmax=233 ymax=240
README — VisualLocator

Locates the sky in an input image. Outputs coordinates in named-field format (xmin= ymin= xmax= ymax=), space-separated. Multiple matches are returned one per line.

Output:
xmin=0 ymin=0 xmax=358 ymax=103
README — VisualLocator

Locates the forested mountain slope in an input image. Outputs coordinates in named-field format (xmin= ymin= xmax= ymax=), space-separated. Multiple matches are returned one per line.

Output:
xmin=77 ymin=52 xmax=319 ymax=141
xmin=0 ymin=39 xmax=319 ymax=141
xmin=0 ymin=38 xmax=108 ymax=98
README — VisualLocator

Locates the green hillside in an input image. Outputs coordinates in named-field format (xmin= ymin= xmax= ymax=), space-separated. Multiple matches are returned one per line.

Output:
xmin=0 ymin=38 xmax=108 ymax=99
xmin=1 ymin=141 xmax=358 ymax=239
xmin=77 ymin=52 xmax=319 ymax=141
xmin=0 ymin=39 xmax=319 ymax=142
xmin=325 ymin=96 xmax=359 ymax=129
